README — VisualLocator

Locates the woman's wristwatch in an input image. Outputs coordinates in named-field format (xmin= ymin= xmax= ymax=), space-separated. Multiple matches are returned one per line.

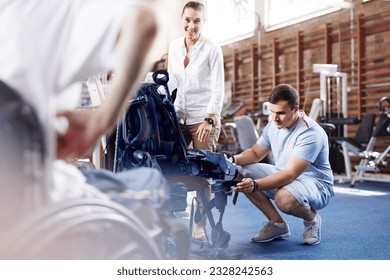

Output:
xmin=252 ymin=179 xmax=259 ymax=192
xmin=204 ymin=117 xmax=214 ymax=126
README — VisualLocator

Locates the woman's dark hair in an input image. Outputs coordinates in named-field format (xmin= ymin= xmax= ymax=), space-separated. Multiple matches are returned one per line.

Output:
xmin=268 ymin=84 xmax=299 ymax=109
xmin=181 ymin=1 xmax=205 ymax=17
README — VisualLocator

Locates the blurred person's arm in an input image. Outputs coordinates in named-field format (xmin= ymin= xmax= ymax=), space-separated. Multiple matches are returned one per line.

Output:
xmin=57 ymin=6 xmax=157 ymax=160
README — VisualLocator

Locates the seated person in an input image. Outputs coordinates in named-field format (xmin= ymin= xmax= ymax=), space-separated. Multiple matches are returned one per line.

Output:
xmin=0 ymin=0 xmax=160 ymax=228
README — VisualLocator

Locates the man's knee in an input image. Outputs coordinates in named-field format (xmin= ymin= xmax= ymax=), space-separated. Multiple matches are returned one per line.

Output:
xmin=274 ymin=188 xmax=297 ymax=214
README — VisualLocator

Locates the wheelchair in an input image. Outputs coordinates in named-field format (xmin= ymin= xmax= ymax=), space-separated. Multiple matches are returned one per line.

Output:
xmin=0 ymin=198 xmax=163 ymax=259
xmin=0 ymin=84 xmax=189 ymax=260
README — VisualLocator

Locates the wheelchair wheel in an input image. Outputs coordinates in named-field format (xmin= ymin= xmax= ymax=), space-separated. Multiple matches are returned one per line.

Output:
xmin=0 ymin=199 xmax=162 ymax=259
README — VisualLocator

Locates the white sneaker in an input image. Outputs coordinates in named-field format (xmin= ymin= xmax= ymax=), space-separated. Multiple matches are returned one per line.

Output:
xmin=302 ymin=214 xmax=322 ymax=245
xmin=252 ymin=220 xmax=290 ymax=243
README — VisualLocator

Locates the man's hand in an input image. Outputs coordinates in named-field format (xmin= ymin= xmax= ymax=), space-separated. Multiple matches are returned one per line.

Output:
xmin=235 ymin=178 xmax=255 ymax=193
xmin=56 ymin=109 xmax=104 ymax=161
xmin=221 ymin=151 xmax=235 ymax=163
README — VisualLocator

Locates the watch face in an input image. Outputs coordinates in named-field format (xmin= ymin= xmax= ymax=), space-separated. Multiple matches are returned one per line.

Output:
xmin=205 ymin=118 xmax=214 ymax=125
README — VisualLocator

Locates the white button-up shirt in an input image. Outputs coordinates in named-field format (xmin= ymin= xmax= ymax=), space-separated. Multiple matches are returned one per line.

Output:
xmin=168 ymin=35 xmax=224 ymax=125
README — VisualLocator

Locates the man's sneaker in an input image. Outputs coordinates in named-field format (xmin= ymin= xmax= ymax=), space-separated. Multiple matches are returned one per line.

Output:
xmin=252 ymin=220 xmax=290 ymax=243
xmin=302 ymin=214 xmax=322 ymax=245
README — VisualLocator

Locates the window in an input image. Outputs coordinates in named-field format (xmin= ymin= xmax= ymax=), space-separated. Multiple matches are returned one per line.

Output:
xmin=265 ymin=0 xmax=351 ymax=31
xmin=205 ymin=0 xmax=257 ymax=45
xmin=204 ymin=0 xmax=351 ymax=43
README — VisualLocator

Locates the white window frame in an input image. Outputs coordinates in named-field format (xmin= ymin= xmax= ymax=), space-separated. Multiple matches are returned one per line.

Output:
xmin=204 ymin=0 xmax=352 ymax=44
xmin=264 ymin=0 xmax=351 ymax=32
xmin=204 ymin=0 xmax=257 ymax=45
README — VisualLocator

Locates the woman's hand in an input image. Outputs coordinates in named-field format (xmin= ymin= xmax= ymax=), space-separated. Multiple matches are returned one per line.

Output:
xmin=196 ymin=121 xmax=212 ymax=142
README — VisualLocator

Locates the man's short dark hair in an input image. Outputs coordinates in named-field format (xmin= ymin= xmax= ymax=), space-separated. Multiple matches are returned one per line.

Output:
xmin=181 ymin=1 xmax=205 ymax=17
xmin=269 ymin=84 xmax=299 ymax=109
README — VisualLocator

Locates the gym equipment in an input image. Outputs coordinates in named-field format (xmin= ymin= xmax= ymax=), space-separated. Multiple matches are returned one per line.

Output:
xmin=350 ymin=97 xmax=390 ymax=187
xmin=232 ymin=115 xmax=259 ymax=151
xmin=218 ymin=99 xmax=245 ymax=153
xmin=312 ymin=64 xmax=362 ymax=175
xmin=334 ymin=113 xmax=376 ymax=181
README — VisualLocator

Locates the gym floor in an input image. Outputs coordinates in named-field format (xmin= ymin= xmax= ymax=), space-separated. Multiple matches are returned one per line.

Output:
xmin=183 ymin=179 xmax=390 ymax=260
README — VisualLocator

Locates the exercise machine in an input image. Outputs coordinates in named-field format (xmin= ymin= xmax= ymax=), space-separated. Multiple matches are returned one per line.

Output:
xmin=350 ymin=97 xmax=390 ymax=187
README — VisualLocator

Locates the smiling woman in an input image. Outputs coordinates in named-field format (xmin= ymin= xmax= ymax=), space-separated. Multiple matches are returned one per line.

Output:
xmin=167 ymin=1 xmax=225 ymax=242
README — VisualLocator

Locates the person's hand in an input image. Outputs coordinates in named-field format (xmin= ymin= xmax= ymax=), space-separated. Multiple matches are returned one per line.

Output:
xmin=235 ymin=178 xmax=255 ymax=193
xmin=56 ymin=109 xmax=104 ymax=161
xmin=196 ymin=121 xmax=212 ymax=142
xmin=221 ymin=151 xmax=235 ymax=163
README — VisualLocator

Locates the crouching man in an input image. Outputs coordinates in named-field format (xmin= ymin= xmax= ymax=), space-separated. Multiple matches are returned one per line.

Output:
xmin=232 ymin=84 xmax=334 ymax=245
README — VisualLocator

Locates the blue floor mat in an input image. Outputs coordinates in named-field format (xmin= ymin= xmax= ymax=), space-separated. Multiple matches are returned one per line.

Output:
xmin=188 ymin=181 xmax=390 ymax=260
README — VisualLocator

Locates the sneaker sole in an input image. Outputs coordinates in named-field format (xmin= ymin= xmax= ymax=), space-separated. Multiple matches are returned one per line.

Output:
xmin=252 ymin=232 xmax=291 ymax=243
xmin=303 ymin=240 xmax=320 ymax=246
xmin=302 ymin=236 xmax=321 ymax=245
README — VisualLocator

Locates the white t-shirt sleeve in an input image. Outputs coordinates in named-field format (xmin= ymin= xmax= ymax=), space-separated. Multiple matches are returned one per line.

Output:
xmin=58 ymin=0 xmax=137 ymax=89
xmin=56 ymin=0 xmax=144 ymax=110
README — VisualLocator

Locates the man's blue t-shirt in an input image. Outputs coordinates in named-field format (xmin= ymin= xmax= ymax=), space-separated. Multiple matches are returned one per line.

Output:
xmin=258 ymin=112 xmax=334 ymax=185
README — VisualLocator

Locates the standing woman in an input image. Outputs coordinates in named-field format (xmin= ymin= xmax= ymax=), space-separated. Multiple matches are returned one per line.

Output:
xmin=167 ymin=1 xmax=225 ymax=240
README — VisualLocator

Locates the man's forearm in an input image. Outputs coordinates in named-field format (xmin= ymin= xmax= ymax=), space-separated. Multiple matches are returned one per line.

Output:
xmin=98 ymin=6 xmax=157 ymax=134
xmin=234 ymin=148 xmax=261 ymax=166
